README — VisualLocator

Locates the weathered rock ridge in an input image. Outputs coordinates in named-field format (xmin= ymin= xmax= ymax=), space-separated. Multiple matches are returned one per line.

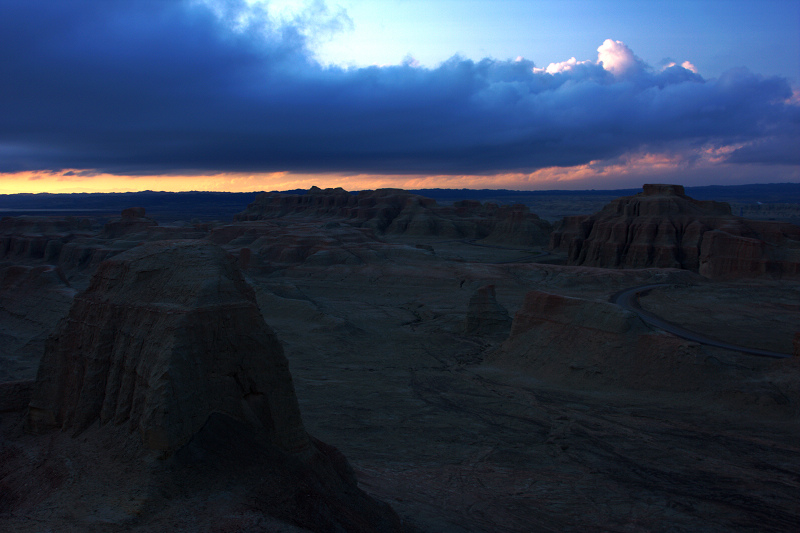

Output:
xmin=0 ymin=209 xmax=210 ymax=273
xmin=236 ymin=186 xmax=552 ymax=245
xmin=550 ymin=184 xmax=800 ymax=279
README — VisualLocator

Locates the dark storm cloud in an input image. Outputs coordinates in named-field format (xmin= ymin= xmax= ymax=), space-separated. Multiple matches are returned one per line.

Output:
xmin=0 ymin=0 xmax=797 ymax=175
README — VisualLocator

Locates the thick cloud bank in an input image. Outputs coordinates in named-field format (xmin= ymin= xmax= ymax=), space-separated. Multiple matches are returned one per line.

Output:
xmin=0 ymin=0 xmax=797 ymax=176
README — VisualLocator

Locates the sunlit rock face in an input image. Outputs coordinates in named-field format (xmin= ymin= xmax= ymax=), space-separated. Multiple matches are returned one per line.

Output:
xmin=550 ymin=184 xmax=800 ymax=279
xmin=27 ymin=240 xmax=309 ymax=454
xmin=236 ymin=186 xmax=553 ymax=245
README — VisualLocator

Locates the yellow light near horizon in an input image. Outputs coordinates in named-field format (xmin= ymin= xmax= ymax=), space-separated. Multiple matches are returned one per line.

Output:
xmin=0 ymin=171 xmax=306 ymax=194
xmin=0 ymin=164 xmax=664 ymax=195
xmin=1 ymin=148 xmax=789 ymax=195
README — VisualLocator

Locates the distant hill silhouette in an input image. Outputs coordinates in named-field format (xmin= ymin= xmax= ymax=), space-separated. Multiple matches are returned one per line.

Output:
xmin=1 ymin=183 xmax=798 ymax=222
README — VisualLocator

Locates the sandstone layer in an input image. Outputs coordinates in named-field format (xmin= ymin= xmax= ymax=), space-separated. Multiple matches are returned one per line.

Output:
xmin=550 ymin=184 xmax=800 ymax=279
xmin=236 ymin=186 xmax=553 ymax=245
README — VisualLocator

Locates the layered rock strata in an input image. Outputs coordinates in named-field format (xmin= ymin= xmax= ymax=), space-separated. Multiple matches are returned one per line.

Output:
xmin=236 ymin=186 xmax=552 ymax=245
xmin=550 ymin=184 xmax=800 ymax=279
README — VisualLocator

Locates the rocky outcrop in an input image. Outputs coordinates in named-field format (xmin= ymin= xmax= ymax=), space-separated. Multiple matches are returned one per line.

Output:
xmin=698 ymin=227 xmax=800 ymax=279
xmin=0 ymin=215 xmax=95 ymax=263
xmin=237 ymin=186 xmax=552 ymax=245
xmin=488 ymin=290 xmax=705 ymax=390
xmin=101 ymin=206 xmax=158 ymax=238
xmin=0 ymin=211 xmax=210 ymax=276
xmin=27 ymin=240 xmax=308 ymax=453
xmin=550 ymin=184 xmax=800 ymax=279
xmin=464 ymin=285 xmax=511 ymax=336
xmin=17 ymin=240 xmax=401 ymax=532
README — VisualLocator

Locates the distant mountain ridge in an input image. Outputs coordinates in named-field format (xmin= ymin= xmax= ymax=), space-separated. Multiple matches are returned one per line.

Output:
xmin=1 ymin=183 xmax=799 ymax=222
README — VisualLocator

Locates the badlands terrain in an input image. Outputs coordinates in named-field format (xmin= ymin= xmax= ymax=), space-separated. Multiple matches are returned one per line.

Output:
xmin=1 ymin=184 xmax=799 ymax=532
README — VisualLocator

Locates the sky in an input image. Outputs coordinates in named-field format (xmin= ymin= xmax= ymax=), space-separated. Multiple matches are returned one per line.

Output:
xmin=0 ymin=0 xmax=798 ymax=193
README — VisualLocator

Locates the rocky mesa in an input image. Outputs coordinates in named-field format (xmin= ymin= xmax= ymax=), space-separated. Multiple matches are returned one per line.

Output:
xmin=236 ymin=186 xmax=553 ymax=246
xmin=550 ymin=184 xmax=800 ymax=279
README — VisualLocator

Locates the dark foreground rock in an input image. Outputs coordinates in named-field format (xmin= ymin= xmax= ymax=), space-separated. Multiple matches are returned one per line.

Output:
xmin=2 ymin=240 xmax=401 ymax=532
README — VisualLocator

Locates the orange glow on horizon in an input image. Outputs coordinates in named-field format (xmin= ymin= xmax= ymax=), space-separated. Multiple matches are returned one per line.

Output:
xmin=1 ymin=168 xmax=616 ymax=194
xmin=1 ymin=147 xmax=797 ymax=195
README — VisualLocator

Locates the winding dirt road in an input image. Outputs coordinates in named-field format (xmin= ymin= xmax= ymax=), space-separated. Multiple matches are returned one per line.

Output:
xmin=611 ymin=284 xmax=792 ymax=359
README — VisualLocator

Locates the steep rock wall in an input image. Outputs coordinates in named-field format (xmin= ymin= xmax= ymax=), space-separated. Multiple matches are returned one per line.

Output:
xmin=27 ymin=240 xmax=309 ymax=454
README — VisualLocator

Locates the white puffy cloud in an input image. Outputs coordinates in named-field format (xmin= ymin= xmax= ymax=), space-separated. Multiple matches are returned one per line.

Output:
xmin=534 ymin=38 xmax=647 ymax=77
xmin=596 ymin=39 xmax=644 ymax=75
xmin=533 ymin=56 xmax=594 ymax=74
xmin=681 ymin=60 xmax=698 ymax=73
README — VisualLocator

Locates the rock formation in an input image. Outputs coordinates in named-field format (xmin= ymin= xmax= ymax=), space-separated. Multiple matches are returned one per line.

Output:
xmin=550 ymin=184 xmax=800 ymax=279
xmin=101 ymin=206 xmax=158 ymax=238
xmin=0 ymin=210 xmax=210 ymax=276
xmin=27 ymin=240 xmax=308 ymax=452
xmin=463 ymin=284 xmax=511 ymax=336
xmin=0 ymin=264 xmax=75 ymax=382
xmin=14 ymin=240 xmax=400 ymax=531
xmin=236 ymin=186 xmax=552 ymax=245
xmin=0 ymin=215 xmax=94 ymax=263
xmin=489 ymin=290 xmax=706 ymax=390
xmin=208 ymin=220 xmax=393 ymax=272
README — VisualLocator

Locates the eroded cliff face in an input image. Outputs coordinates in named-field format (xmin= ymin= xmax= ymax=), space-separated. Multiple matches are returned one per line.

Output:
xmin=27 ymin=240 xmax=309 ymax=454
xmin=550 ymin=184 xmax=800 ymax=279
xmin=236 ymin=186 xmax=553 ymax=245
